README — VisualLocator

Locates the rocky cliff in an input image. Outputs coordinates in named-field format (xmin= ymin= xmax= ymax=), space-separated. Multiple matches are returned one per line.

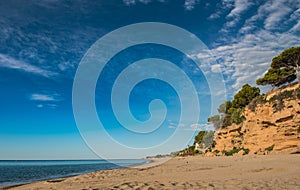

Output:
xmin=210 ymin=86 xmax=300 ymax=156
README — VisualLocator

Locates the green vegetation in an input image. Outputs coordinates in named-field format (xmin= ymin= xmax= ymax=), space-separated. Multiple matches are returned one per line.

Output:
xmin=208 ymin=84 xmax=260 ymax=129
xmin=256 ymin=46 xmax=300 ymax=88
xmin=178 ymin=46 xmax=299 ymax=157
xmin=208 ymin=46 xmax=300 ymax=130
xmin=265 ymin=144 xmax=275 ymax=152
xmin=296 ymin=87 xmax=300 ymax=99
xmin=247 ymin=95 xmax=266 ymax=112
xmin=194 ymin=131 xmax=205 ymax=144
xmin=269 ymin=89 xmax=299 ymax=111
xmin=243 ymin=148 xmax=250 ymax=155
xmin=178 ymin=130 xmax=215 ymax=156
xmin=256 ymin=67 xmax=296 ymax=89
xmin=269 ymin=90 xmax=294 ymax=102
xmin=178 ymin=145 xmax=197 ymax=156
xmin=194 ymin=131 xmax=214 ymax=148
xmin=222 ymin=147 xmax=250 ymax=156
xmin=232 ymin=84 xmax=261 ymax=109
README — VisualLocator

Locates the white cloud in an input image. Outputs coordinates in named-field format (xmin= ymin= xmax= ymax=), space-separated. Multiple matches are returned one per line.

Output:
xmin=220 ymin=0 xmax=253 ymax=30
xmin=30 ymin=93 xmax=60 ymax=101
xmin=206 ymin=0 xmax=300 ymax=95
xmin=190 ymin=123 xmax=202 ymax=129
xmin=227 ymin=0 xmax=252 ymax=18
xmin=167 ymin=122 xmax=214 ymax=131
xmin=0 ymin=5 xmax=101 ymax=79
xmin=208 ymin=12 xmax=221 ymax=20
xmin=189 ymin=123 xmax=214 ymax=131
xmin=36 ymin=103 xmax=58 ymax=109
xmin=289 ymin=21 xmax=300 ymax=32
xmin=240 ymin=0 xmax=298 ymax=33
xmin=0 ymin=53 xmax=57 ymax=77
xmin=184 ymin=0 xmax=200 ymax=10
xmin=30 ymin=93 xmax=61 ymax=108
xmin=123 ymin=0 xmax=158 ymax=5
xmin=208 ymin=0 xmax=234 ymax=20
xmin=168 ymin=122 xmax=214 ymax=131
xmin=211 ymin=64 xmax=223 ymax=73
xmin=289 ymin=8 xmax=300 ymax=32
xmin=263 ymin=1 xmax=293 ymax=30
xmin=168 ymin=125 xmax=176 ymax=129
xmin=122 ymin=0 xmax=199 ymax=10
xmin=207 ymin=29 xmax=300 ymax=93
xmin=123 ymin=0 xmax=136 ymax=5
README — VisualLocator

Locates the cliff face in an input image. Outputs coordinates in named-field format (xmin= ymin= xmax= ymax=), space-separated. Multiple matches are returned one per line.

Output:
xmin=212 ymin=95 xmax=300 ymax=156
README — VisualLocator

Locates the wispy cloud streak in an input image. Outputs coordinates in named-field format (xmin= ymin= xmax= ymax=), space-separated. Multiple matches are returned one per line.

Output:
xmin=0 ymin=53 xmax=57 ymax=77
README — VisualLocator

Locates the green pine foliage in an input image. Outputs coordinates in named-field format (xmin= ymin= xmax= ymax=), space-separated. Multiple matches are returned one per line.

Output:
xmin=208 ymin=46 xmax=300 ymax=130
xmin=257 ymin=46 xmax=300 ymax=87
xmin=232 ymin=84 xmax=260 ymax=109
xmin=208 ymin=84 xmax=260 ymax=129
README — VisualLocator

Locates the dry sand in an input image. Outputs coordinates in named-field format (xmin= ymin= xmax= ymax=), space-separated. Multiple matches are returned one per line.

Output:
xmin=1 ymin=154 xmax=299 ymax=190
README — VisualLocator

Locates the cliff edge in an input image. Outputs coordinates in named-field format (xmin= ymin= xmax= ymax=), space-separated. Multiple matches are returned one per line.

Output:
xmin=210 ymin=84 xmax=300 ymax=156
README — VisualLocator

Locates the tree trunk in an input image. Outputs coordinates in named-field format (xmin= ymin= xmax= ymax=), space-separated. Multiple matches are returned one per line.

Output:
xmin=296 ymin=63 xmax=300 ymax=84
xmin=296 ymin=54 xmax=300 ymax=84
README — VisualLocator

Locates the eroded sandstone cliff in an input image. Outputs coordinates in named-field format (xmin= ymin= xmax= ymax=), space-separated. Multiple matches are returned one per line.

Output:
xmin=211 ymin=90 xmax=300 ymax=156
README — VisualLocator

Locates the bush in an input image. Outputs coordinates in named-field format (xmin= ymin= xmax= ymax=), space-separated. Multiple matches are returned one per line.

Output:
xmin=178 ymin=145 xmax=196 ymax=156
xmin=270 ymin=90 xmax=295 ymax=112
xmin=265 ymin=144 xmax=275 ymax=151
xmin=208 ymin=115 xmax=222 ymax=129
xmin=242 ymin=148 xmax=250 ymax=155
xmin=230 ymin=108 xmax=245 ymax=124
xmin=272 ymin=99 xmax=284 ymax=112
xmin=222 ymin=147 xmax=250 ymax=156
xmin=224 ymin=148 xmax=239 ymax=156
xmin=208 ymin=84 xmax=260 ymax=129
xmin=232 ymin=84 xmax=260 ymax=108
xmin=269 ymin=90 xmax=294 ymax=103
xmin=248 ymin=95 xmax=267 ymax=112
xmin=194 ymin=131 xmax=214 ymax=148
xmin=281 ymin=90 xmax=294 ymax=99
xmin=296 ymin=88 xmax=300 ymax=99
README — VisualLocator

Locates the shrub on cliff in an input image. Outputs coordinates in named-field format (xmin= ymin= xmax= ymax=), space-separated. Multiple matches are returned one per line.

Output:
xmin=194 ymin=131 xmax=214 ymax=148
xmin=232 ymin=84 xmax=260 ymax=109
xmin=208 ymin=84 xmax=260 ymax=129
xmin=269 ymin=89 xmax=298 ymax=111
xmin=296 ymin=87 xmax=300 ymax=99
xmin=247 ymin=95 xmax=266 ymax=112
xmin=222 ymin=147 xmax=250 ymax=156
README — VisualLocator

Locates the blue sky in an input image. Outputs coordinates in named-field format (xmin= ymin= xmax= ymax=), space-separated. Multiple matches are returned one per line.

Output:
xmin=0 ymin=0 xmax=299 ymax=159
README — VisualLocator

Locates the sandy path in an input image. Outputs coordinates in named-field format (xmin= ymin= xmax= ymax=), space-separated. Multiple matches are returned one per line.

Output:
xmin=1 ymin=154 xmax=299 ymax=190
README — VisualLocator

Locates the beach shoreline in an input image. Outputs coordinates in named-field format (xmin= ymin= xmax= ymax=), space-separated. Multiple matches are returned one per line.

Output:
xmin=0 ymin=158 xmax=152 ymax=189
xmin=1 ymin=154 xmax=299 ymax=190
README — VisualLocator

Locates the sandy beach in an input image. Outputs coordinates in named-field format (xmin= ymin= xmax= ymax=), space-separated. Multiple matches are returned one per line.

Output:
xmin=1 ymin=154 xmax=299 ymax=190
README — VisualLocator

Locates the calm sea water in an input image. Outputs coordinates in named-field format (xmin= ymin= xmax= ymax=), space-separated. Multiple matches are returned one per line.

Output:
xmin=0 ymin=159 xmax=148 ymax=186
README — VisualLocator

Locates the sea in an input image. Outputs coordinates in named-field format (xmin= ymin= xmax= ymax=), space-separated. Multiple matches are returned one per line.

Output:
xmin=0 ymin=159 xmax=148 ymax=187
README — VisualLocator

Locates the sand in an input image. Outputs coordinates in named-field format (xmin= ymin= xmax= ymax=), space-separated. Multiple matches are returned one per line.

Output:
xmin=1 ymin=154 xmax=299 ymax=190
